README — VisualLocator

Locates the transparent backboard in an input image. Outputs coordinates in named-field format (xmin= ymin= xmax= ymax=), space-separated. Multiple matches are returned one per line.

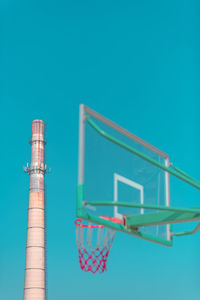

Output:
xmin=78 ymin=105 xmax=171 ymax=245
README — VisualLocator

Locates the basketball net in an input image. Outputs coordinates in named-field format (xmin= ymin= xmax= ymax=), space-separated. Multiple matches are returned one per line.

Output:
xmin=75 ymin=218 xmax=119 ymax=273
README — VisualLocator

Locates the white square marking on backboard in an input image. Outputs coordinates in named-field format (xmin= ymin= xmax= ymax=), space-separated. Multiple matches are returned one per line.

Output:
xmin=114 ymin=173 xmax=144 ymax=219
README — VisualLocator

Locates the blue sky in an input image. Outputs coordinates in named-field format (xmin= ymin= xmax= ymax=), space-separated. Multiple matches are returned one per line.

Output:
xmin=1 ymin=0 xmax=200 ymax=299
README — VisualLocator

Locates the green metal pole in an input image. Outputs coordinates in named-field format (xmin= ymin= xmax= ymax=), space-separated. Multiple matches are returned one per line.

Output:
xmin=125 ymin=211 xmax=200 ymax=227
xmin=85 ymin=201 xmax=200 ymax=214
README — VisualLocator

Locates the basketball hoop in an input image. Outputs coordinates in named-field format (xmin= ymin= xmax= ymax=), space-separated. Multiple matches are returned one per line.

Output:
xmin=75 ymin=217 xmax=122 ymax=273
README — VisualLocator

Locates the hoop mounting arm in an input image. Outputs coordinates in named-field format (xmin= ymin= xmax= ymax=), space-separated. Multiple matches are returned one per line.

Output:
xmin=125 ymin=211 xmax=200 ymax=228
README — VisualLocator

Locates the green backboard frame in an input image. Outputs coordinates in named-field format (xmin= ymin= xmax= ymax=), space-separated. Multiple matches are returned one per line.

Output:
xmin=77 ymin=105 xmax=200 ymax=247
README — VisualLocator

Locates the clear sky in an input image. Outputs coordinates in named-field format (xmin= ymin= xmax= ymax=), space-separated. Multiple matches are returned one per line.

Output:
xmin=1 ymin=0 xmax=200 ymax=299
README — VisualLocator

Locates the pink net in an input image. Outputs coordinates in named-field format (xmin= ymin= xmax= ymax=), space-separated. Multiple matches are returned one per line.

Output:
xmin=75 ymin=218 xmax=118 ymax=274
